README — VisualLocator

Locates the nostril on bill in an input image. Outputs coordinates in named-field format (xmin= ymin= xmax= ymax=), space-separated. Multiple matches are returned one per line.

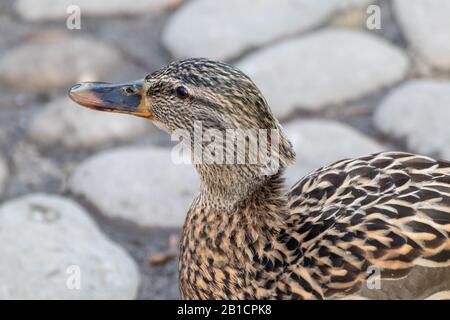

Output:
xmin=70 ymin=83 xmax=82 ymax=92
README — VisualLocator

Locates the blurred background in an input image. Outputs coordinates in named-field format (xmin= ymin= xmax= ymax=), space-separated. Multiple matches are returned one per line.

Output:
xmin=0 ymin=0 xmax=449 ymax=299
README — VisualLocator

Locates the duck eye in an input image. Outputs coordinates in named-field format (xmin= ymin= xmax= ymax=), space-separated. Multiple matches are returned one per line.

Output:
xmin=175 ymin=86 xmax=189 ymax=99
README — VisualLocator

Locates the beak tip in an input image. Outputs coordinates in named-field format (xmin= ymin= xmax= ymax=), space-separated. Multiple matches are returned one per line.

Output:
xmin=68 ymin=90 xmax=75 ymax=102
xmin=69 ymin=83 xmax=82 ymax=93
xmin=68 ymin=83 xmax=85 ymax=102
xmin=68 ymin=82 xmax=100 ymax=108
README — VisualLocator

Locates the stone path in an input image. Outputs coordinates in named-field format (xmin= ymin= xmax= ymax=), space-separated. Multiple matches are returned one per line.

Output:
xmin=0 ymin=0 xmax=449 ymax=299
xmin=374 ymin=80 xmax=450 ymax=159
xmin=15 ymin=0 xmax=176 ymax=21
xmin=237 ymin=28 xmax=409 ymax=115
xmin=0 ymin=156 xmax=8 ymax=196
xmin=285 ymin=119 xmax=385 ymax=186
xmin=0 ymin=36 xmax=124 ymax=91
xmin=0 ymin=194 xmax=139 ymax=299
xmin=69 ymin=147 xmax=198 ymax=227
xmin=394 ymin=0 xmax=450 ymax=71
xmin=28 ymin=97 xmax=152 ymax=149
xmin=163 ymin=0 xmax=373 ymax=61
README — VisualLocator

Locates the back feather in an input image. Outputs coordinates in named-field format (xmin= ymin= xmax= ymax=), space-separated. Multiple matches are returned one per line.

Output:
xmin=286 ymin=152 xmax=450 ymax=299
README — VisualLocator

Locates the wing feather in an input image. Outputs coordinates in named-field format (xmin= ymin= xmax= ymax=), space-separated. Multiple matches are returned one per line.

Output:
xmin=286 ymin=152 xmax=450 ymax=299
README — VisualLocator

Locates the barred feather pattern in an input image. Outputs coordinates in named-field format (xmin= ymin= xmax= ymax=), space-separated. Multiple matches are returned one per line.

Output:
xmin=285 ymin=151 xmax=450 ymax=299
xmin=180 ymin=152 xmax=450 ymax=300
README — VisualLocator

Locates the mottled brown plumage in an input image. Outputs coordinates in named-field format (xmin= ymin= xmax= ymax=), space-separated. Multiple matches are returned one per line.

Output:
xmin=69 ymin=58 xmax=450 ymax=300
xmin=180 ymin=151 xmax=450 ymax=299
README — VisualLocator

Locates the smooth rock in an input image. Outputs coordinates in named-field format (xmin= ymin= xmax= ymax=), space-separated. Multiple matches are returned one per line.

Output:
xmin=163 ymin=0 xmax=373 ymax=61
xmin=374 ymin=80 xmax=450 ymax=159
xmin=8 ymin=143 xmax=64 ymax=197
xmin=0 ymin=37 xmax=123 ymax=91
xmin=69 ymin=147 xmax=198 ymax=227
xmin=238 ymin=29 xmax=409 ymax=116
xmin=394 ymin=0 xmax=450 ymax=71
xmin=94 ymin=16 xmax=168 ymax=73
xmin=29 ymin=97 xmax=151 ymax=149
xmin=284 ymin=119 xmax=384 ymax=187
xmin=0 ymin=194 xmax=139 ymax=299
xmin=0 ymin=156 xmax=8 ymax=196
xmin=15 ymin=0 xmax=177 ymax=21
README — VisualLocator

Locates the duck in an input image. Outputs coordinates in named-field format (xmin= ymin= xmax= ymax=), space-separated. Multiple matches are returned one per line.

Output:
xmin=69 ymin=58 xmax=450 ymax=300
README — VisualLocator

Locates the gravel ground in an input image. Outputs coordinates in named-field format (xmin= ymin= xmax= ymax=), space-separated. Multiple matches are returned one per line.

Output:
xmin=0 ymin=0 xmax=180 ymax=299
xmin=77 ymin=198 xmax=181 ymax=299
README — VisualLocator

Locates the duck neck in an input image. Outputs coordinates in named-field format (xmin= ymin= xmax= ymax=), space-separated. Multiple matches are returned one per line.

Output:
xmin=180 ymin=167 xmax=290 ymax=298
xmin=196 ymin=164 xmax=284 ymax=207
xmin=197 ymin=166 xmax=288 ymax=246
xmin=196 ymin=165 xmax=289 ymax=254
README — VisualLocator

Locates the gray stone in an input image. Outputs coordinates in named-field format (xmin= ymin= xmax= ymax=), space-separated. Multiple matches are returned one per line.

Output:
xmin=29 ymin=97 xmax=152 ymax=149
xmin=284 ymin=119 xmax=385 ymax=187
xmin=0 ymin=156 xmax=8 ymax=196
xmin=0 ymin=36 xmax=123 ymax=91
xmin=69 ymin=147 xmax=198 ymax=227
xmin=0 ymin=194 xmax=139 ymax=299
xmin=394 ymin=0 xmax=450 ymax=71
xmin=374 ymin=80 xmax=450 ymax=159
xmin=15 ymin=0 xmax=178 ymax=21
xmin=94 ymin=16 xmax=169 ymax=73
xmin=8 ymin=143 xmax=64 ymax=197
xmin=238 ymin=29 xmax=409 ymax=116
xmin=163 ymin=0 xmax=373 ymax=61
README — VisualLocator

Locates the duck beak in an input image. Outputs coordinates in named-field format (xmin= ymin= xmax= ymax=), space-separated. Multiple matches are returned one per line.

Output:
xmin=68 ymin=80 xmax=153 ymax=119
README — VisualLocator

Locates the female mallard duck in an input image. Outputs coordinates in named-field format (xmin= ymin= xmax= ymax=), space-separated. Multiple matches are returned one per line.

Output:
xmin=69 ymin=58 xmax=450 ymax=300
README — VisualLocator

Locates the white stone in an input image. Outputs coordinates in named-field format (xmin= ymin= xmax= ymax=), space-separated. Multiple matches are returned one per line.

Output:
xmin=0 ymin=156 xmax=8 ymax=196
xmin=163 ymin=0 xmax=373 ymax=61
xmin=9 ymin=143 xmax=64 ymax=196
xmin=15 ymin=0 xmax=176 ymax=21
xmin=0 ymin=194 xmax=139 ymax=299
xmin=394 ymin=0 xmax=450 ymax=71
xmin=374 ymin=80 xmax=450 ymax=159
xmin=69 ymin=147 xmax=198 ymax=227
xmin=0 ymin=37 xmax=123 ymax=91
xmin=283 ymin=119 xmax=385 ymax=187
xmin=29 ymin=97 xmax=151 ymax=149
xmin=238 ymin=29 xmax=409 ymax=116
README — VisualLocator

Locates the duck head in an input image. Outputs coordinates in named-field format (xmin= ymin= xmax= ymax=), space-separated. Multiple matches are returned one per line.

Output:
xmin=69 ymin=58 xmax=295 ymax=204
